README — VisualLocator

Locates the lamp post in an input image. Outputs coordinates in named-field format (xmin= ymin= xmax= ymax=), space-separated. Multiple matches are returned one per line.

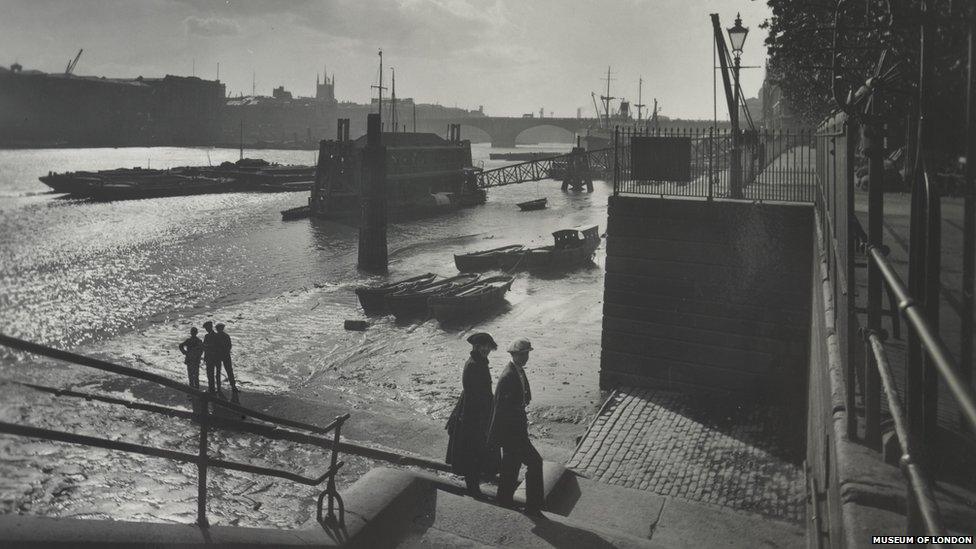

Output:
xmin=727 ymin=13 xmax=748 ymax=198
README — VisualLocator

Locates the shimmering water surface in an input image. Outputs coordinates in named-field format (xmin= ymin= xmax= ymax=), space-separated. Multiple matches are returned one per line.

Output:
xmin=0 ymin=143 xmax=610 ymax=527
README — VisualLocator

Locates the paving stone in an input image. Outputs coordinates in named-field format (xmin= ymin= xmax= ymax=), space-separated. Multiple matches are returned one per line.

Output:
xmin=567 ymin=387 xmax=805 ymax=523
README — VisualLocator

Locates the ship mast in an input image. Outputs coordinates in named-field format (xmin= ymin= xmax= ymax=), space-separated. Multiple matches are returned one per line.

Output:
xmin=370 ymin=50 xmax=387 ymax=128
xmin=390 ymin=66 xmax=397 ymax=135
xmin=635 ymin=77 xmax=645 ymax=122
xmin=599 ymin=66 xmax=615 ymax=126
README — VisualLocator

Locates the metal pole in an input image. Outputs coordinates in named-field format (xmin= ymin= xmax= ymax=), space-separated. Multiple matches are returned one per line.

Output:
xmin=196 ymin=394 xmax=209 ymax=527
xmin=613 ymin=126 xmax=620 ymax=195
xmin=846 ymin=117 xmax=859 ymax=440
xmin=864 ymin=103 xmax=884 ymax=451
xmin=962 ymin=21 xmax=976 ymax=412
xmin=731 ymin=55 xmax=742 ymax=199
xmin=708 ymin=127 xmax=714 ymax=200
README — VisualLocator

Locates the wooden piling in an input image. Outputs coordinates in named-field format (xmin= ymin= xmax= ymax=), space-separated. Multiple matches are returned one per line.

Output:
xmin=358 ymin=113 xmax=388 ymax=272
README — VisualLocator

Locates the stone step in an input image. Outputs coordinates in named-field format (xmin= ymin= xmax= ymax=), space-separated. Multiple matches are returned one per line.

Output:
xmin=341 ymin=467 xmax=663 ymax=548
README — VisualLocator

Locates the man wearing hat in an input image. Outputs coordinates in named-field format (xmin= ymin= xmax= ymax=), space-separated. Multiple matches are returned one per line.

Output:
xmin=215 ymin=323 xmax=238 ymax=397
xmin=201 ymin=321 xmax=223 ymax=396
xmin=488 ymin=337 xmax=543 ymax=515
xmin=446 ymin=332 xmax=499 ymax=497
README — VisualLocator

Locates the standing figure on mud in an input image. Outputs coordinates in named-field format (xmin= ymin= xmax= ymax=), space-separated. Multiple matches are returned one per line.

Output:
xmin=215 ymin=323 xmax=238 ymax=399
xmin=178 ymin=326 xmax=204 ymax=389
xmin=201 ymin=321 xmax=222 ymax=396
xmin=446 ymin=332 xmax=500 ymax=497
xmin=489 ymin=338 xmax=543 ymax=515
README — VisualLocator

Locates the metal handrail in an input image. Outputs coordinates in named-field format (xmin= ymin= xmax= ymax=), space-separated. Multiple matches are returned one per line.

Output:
xmin=0 ymin=333 xmax=350 ymax=527
xmin=861 ymin=242 xmax=976 ymax=430
xmin=0 ymin=333 xmax=339 ymax=435
xmin=864 ymin=332 xmax=947 ymax=540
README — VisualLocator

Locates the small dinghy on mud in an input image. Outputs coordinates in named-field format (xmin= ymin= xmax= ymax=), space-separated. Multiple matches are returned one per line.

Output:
xmin=429 ymin=275 xmax=515 ymax=321
xmin=386 ymin=273 xmax=481 ymax=319
xmin=453 ymin=244 xmax=525 ymax=272
xmin=355 ymin=273 xmax=438 ymax=314
xmin=517 ymin=198 xmax=547 ymax=211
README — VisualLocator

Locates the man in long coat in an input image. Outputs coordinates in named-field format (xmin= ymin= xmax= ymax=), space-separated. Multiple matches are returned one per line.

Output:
xmin=446 ymin=332 xmax=499 ymax=496
xmin=201 ymin=321 xmax=223 ymax=395
xmin=488 ymin=338 xmax=543 ymax=515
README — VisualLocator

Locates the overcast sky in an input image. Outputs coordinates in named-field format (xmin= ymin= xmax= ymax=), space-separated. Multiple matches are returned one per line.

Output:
xmin=1 ymin=0 xmax=771 ymax=119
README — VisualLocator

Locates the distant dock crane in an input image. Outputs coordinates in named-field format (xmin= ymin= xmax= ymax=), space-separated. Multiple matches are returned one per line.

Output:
xmin=64 ymin=49 xmax=83 ymax=75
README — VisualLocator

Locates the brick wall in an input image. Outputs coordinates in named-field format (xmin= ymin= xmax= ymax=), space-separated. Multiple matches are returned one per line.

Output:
xmin=600 ymin=196 xmax=814 ymax=400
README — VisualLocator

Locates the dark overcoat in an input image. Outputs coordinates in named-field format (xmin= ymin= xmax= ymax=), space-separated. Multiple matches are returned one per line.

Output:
xmin=487 ymin=362 xmax=529 ymax=447
xmin=446 ymin=352 xmax=498 ymax=476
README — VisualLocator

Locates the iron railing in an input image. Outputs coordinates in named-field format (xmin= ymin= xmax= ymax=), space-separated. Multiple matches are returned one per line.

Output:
xmin=612 ymin=126 xmax=818 ymax=203
xmin=0 ymin=333 xmax=351 ymax=528
xmin=815 ymin=112 xmax=976 ymax=538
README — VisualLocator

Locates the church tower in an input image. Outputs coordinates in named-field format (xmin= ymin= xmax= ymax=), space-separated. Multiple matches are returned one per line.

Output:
xmin=316 ymin=64 xmax=335 ymax=102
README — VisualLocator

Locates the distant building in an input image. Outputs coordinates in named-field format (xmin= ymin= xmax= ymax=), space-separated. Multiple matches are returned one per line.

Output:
xmin=758 ymin=77 xmax=798 ymax=130
xmin=0 ymin=62 xmax=486 ymax=148
xmin=0 ymin=65 xmax=224 ymax=147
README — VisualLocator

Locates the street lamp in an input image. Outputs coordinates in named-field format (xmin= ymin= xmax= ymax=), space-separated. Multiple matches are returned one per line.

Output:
xmin=727 ymin=13 xmax=748 ymax=198
xmin=727 ymin=13 xmax=749 ymax=56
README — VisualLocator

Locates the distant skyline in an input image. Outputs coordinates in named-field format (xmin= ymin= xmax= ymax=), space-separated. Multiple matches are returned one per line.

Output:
xmin=1 ymin=0 xmax=772 ymax=120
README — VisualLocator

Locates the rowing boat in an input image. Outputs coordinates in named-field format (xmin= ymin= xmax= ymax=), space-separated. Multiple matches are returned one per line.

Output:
xmin=453 ymin=244 xmax=525 ymax=272
xmin=386 ymin=273 xmax=481 ymax=319
xmin=429 ymin=275 xmax=514 ymax=321
xmin=355 ymin=273 xmax=438 ymax=314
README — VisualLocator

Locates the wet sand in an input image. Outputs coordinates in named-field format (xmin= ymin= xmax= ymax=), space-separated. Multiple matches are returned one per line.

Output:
xmin=0 ymin=143 xmax=609 ymax=528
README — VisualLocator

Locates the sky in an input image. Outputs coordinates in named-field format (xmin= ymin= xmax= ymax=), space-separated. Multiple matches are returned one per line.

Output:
xmin=0 ymin=0 xmax=772 ymax=120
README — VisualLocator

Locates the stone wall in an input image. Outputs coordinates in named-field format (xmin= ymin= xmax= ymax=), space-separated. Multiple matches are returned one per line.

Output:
xmin=599 ymin=196 xmax=813 ymax=400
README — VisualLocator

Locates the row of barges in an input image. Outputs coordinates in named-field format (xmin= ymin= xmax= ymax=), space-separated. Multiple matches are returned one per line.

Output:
xmin=39 ymin=158 xmax=315 ymax=200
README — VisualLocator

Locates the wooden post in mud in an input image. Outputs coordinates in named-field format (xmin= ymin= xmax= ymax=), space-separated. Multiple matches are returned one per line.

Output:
xmin=358 ymin=113 xmax=388 ymax=272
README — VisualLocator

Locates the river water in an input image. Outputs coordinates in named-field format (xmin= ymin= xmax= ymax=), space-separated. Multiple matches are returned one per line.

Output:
xmin=0 ymin=142 xmax=610 ymax=527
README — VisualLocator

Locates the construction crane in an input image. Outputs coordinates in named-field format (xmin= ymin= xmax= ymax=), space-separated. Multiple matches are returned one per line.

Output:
xmin=65 ymin=49 xmax=83 ymax=75
xmin=591 ymin=92 xmax=603 ymax=127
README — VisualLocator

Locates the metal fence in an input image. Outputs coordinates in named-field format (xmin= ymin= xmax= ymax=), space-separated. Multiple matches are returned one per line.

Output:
xmin=815 ymin=112 xmax=976 ymax=538
xmin=613 ymin=126 xmax=818 ymax=203
xmin=0 ymin=333 xmax=350 ymax=528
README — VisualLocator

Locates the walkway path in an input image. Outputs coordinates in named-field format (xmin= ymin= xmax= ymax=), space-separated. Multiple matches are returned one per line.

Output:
xmin=567 ymin=387 xmax=806 ymax=523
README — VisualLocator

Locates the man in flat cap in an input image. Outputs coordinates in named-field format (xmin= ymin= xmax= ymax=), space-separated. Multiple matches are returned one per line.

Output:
xmin=488 ymin=338 xmax=543 ymax=515
xmin=446 ymin=332 xmax=499 ymax=497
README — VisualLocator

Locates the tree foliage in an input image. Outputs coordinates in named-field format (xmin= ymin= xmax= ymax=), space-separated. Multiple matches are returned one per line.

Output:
xmin=763 ymin=0 xmax=972 ymax=153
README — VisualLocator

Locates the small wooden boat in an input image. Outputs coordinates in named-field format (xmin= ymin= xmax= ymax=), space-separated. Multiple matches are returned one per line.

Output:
xmin=281 ymin=205 xmax=311 ymax=220
xmin=454 ymin=244 xmax=525 ymax=272
xmin=517 ymin=197 xmax=548 ymax=211
xmin=386 ymin=273 xmax=481 ymax=319
xmin=499 ymin=225 xmax=601 ymax=272
xmin=355 ymin=273 xmax=438 ymax=314
xmin=429 ymin=275 xmax=515 ymax=321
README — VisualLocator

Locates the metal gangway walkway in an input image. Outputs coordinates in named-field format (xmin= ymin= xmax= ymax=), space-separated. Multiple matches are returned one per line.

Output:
xmin=475 ymin=148 xmax=614 ymax=189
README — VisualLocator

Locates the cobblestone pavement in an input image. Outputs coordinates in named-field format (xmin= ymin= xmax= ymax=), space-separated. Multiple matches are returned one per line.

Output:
xmin=567 ymin=387 xmax=806 ymax=523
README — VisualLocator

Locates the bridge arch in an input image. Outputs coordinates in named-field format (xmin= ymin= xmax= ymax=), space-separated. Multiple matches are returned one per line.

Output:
xmin=514 ymin=124 xmax=577 ymax=145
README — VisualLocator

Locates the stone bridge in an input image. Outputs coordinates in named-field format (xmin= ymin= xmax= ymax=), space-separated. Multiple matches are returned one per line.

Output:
xmin=417 ymin=116 xmax=600 ymax=147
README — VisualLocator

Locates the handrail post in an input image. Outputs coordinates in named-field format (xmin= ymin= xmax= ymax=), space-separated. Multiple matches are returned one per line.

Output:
xmin=327 ymin=415 xmax=343 ymax=521
xmin=195 ymin=392 xmax=209 ymax=527
xmin=962 ymin=19 xmax=975 ymax=427
xmin=708 ymin=127 xmax=714 ymax=201
xmin=863 ymin=112 xmax=884 ymax=450
xmin=613 ymin=126 xmax=620 ymax=195
xmin=845 ymin=117 xmax=859 ymax=440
